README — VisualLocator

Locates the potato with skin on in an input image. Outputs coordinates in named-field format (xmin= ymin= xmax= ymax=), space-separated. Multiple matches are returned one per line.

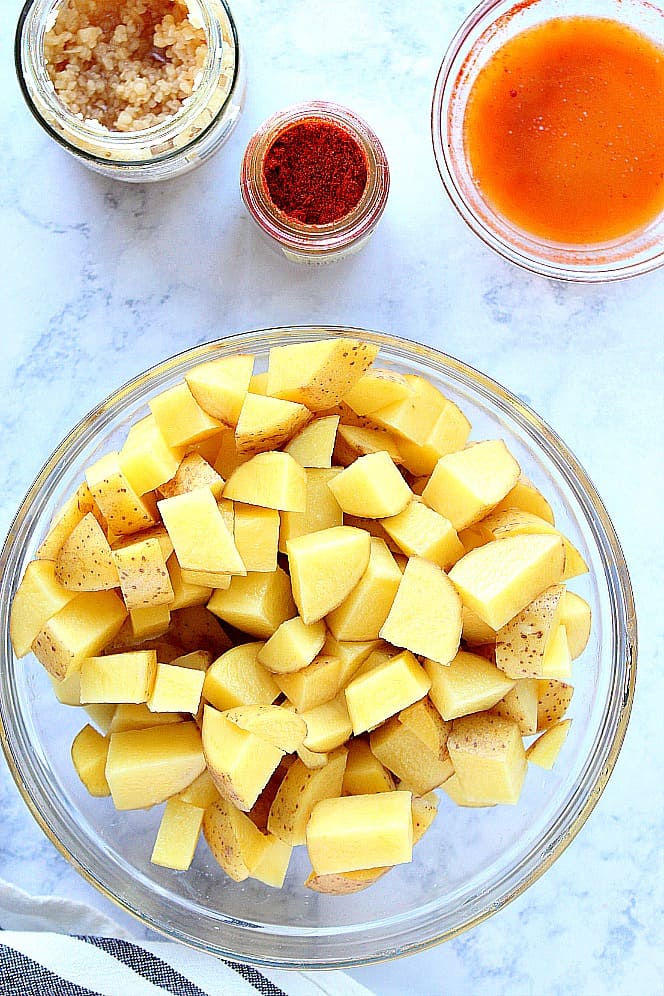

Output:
xmin=203 ymin=795 xmax=272 ymax=881
xmin=257 ymin=615 xmax=327 ymax=675
xmin=10 ymin=560 xmax=77 ymax=658
xmin=561 ymin=590 xmax=592 ymax=659
xmin=380 ymin=556 xmax=462 ymax=666
xmin=85 ymin=452 xmax=157 ymax=537
xmin=491 ymin=678 xmax=539 ymax=736
xmin=184 ymin=354 xmax=255 ymax=426
xmin=343 ymin=367 xmax=412 ymax=416
xmin=54 ymin=513 xmax=119 ymax=592
xmin=425 ymin=650 xmax=515 ymax=721
xmin=233 ymin=504 xmax=280 ymax=573
xmin=422 ymin=439 xmax=521 ymax=532
xmin=151 ymin=798 xmax=205 ymax=871
xmin=105 ymin=720 xmax=206 ymax=810
xmin=32 ymin=589 xmax=127 ymax=681
xmin=342 ymin=737 xmax=396 ymax=795
xmin=207 ymin=568 xmax=296 ymax=639
xmin=447 ymin=713 xmax=527 ymax=806
xmin=526 ymin=719 xmax=572 ymax=768
xmin=203 ymin=643 xmax=280 ymax=711
xmin=223 ymin=705 xmax=307 ymax=753
xmin=112 ymin=536 xmax=174 ymax=611
xmin=202 ymin=706 xmax=284 ymax=812
xmin=168 ymin=605 xmax=232 ymax=658
xmin=119 ymin=414 xmax=183 ymax=497
xmin=333 ymin=424 xmax=404 ymax=468
xmin=537 ymin=679 xmax=574 ymax=730
xmin=80 ymin=650 xmax=157 ymax=704
xmin=306 ymin=790 xmax=413 ymax=876
xmin=279 ymin=467 xmax=343 ymax=552
xmin=495 ymin=583 xmax=566 ymax=679
xmin=448 ymin=533 xmax=566 ymax=631
xmin=345 ymin=649 xmax=431 ymax=736
xmin=36 ymin=481 xmax=104 ymax=562
xmin=71 ymin=724 xmax=111 ymax=797
xmin=267 ymin=748 xmax=348 ymax=846
xmin=158 ymin=487 xmax=246 ymax=586
xmin=326 ymin=537 xmax=402 ymax=642
xmin=327 ymin=451 xmax=412 ymax=519
xmin=477 ymin=507 xmax=589 ymax=581
xmin=266 ymin=338 xmax=379 ymax=411
xmin=224 ymin=451 xmax=307 ymax=512
xmin=234 ymin=392 xmax=312 ymax=456
xmin=380 ymin=500 xmax=465 ymax=572
xmin=283 ymin=415 xmax=340 ymax=468
xmin=287 ymin=526 xmax=371 ymax=625
xmin=158 ymin=451 xmax=225 ymax=500
xmin=149 ymin=382 xmax=224 ymax=448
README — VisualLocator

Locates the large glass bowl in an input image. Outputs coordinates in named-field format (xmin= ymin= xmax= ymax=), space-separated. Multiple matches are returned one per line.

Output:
xmin=431 ymin=0 xmax=664 ymax=281
xmin=0 ymin=328 xmax=636 ymax=969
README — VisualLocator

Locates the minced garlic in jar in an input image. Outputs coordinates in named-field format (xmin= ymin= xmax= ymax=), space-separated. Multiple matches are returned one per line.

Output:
xmin=43 ymin=0 xmax=208 ymax=132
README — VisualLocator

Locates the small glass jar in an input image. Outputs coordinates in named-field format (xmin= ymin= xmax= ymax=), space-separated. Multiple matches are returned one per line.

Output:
xmin=15 ymin=0 xmax=245 ymax=182
xmin=241 ymin=101 xmax=390 ymax=264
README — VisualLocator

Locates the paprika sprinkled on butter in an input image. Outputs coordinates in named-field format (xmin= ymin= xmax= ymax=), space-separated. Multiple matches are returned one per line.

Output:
xmin=262 ymin=118 xmax=369 ymax=225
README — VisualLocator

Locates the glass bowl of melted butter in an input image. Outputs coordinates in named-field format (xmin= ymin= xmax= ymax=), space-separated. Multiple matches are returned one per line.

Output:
xmin=432 ymin=0 xmax=664 ymax=281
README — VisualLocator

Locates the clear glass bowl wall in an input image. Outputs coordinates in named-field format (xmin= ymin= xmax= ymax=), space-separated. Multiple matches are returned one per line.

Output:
xmin=0 ymin=328 xmax=636 ymax=969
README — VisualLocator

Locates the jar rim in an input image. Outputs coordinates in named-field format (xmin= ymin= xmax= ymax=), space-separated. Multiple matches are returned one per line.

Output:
xmin=14 ymin=0 xmax=242 ymax=169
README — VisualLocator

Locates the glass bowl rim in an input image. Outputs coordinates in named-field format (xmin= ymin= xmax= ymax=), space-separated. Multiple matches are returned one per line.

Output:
xmin=430 ymin=0 xmax=664 ymax=283
xmin=0 ymin=326 xmax=637 ymax=969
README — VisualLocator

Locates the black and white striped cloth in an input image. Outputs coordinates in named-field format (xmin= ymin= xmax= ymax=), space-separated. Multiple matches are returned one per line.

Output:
xmin=0 ymin=880 xmax=373 ymax=996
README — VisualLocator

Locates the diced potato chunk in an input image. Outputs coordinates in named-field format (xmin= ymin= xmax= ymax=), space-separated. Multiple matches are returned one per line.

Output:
xmin=491 ymin=678 xmax=539 ymax=736
xmin=32 ymin=590 xmax=127 ymax=681
xmin=326 ymin=537 xmax=402 ymax=642
xmin=526 ymin=719 xmax=572 ymax=768
xmin=279 ymin=467 xmax=343 ymax=551
xmin=345 ymin=649 xmax=431 ymax=735
xmin=147 ymin=662 xmax=205 ymax=714
xmin=381 ymin=500 xmax=464 ymax=571
xmin=266 ymin=338 xmax=379 ymax=410
xmin=203 ymin=642 xmax=280 ymax=710
xmin=342 ymin=738 xmax=396 ymax=795
xmin=203 ymin=796 xmax=271 ymax=881
xmin=422 ymin=439 xmax=520 ymax=531
xmin=86 ymin=452 xmax=157 ymax=536
xmin=113 ymin=536 xmax=174 ymax=610
xmin=491 ymin=476 xmax=555 ymax=524
xmin=447 ymin=713 xmax=527 ymax=805
xmin=223 ymin=451 xmax=307 ymax=511
xmin=537 ymin=679 xmax=574 ymax=730
xmin=287 ymin=526 xmax=371 ymax=624
xmin=119 ymin=414 xmax=182 ymax=496
xmin=267 ymin=748 xmax=348 ymax=845
xmin=235 ymin=393 xmax=311 ymax=455
xmin=424 ymin=650 xmax=515 ymax=721
xmin=327 ymin=451 xmax=411 ymax=519
xmin=283 ymin=415 xmax=340 ymax=468
xmin=369 ymin=703 xmax=453 ymax=796
xmin=223 ymin=705 xmax=307 ymax=753
xmin=202 ymin=706 xmax=284 ymax=811
xmin=257 ymin=615 xmax=326 ymax=674
xmin=233 ymin=504 xmax=280 ymax=573
xmin=55 ymin=513 xmax=119 ymax=591
xmin=71 ymin=724 xmax=110 ymax=797
xmin=207 ymin=568 xmax=296 ymax=638
xmin=158 ymin=487 xmax=246 ymax=584
xmin=306 ymin=791 xmax=413 ymax=875
xmin=105 ymin=721 xmax=205 ymax=810
xmin=158 ymin=452 xmax=225 ymax=500
xmin=276 ymin=656 xmax=345 ymax=712
xmin=149 ymin=382 xmax=223 ymax=447
xmin=561 ymin=590 xmax=592 ymax=659
xmin=151 ymin=798 xmax=205 ymax=870
xmin=495 ymin=584 xmax=565 ymax=678
xmin=185 ymin=354 xmax=255 ymax=426
xmin=380 ymin=556 xmax=462 ymax=665
xmin=9 ymin=559 xmax=77 ymax=658
xmin=80 ymin=650 xmax=157 ymax=704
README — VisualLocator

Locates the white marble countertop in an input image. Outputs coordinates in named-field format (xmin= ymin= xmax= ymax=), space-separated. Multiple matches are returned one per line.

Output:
xmin=1 ymin=1 xmax=662 ymax=993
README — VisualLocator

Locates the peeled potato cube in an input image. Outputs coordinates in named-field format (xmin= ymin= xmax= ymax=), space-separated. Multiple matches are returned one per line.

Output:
xmin=440 ymin=772 xmax=496 ymax=808
xmin=223 ymin=451 xmax=307 ymax=511
xmin=326 ymin=537 xmax=402 ymax=642
xmin=149 ymin=382 xmax=223 ymax=447
xmin=369 ymin=711 xmax=453 ymax=796
xmin=185 ymin=354 xmax=255 ymax=426
xmin=298 ymin=695 xmax=353 ymax=753
xmin=422 ymin=439 xmax=521 ymax=531
xmin=343 ymin=367 xmax=412 ymax=415
xmin=306 ymin=791 xmax=413 ymax=875
xmin=276 ymin=655 xmax=345 ymax=712
xmin=119 ymin=414 xmax=183 ymax=496
xmin=342 ymin=738 xmax=396 ymax=795
xmin=380 ymin=500 xmax=464 ymax=571
xmin=233 ymin=504 xmax=280 ymax=573
xmin=491 ymin=476 xmax=555 ymax=524
xmin=370 ymin=373 xmax=447 ymax=446
xmin=109 ymin=703 xmax=185 ymax=733
xmin=287 ymin=526 xmax=371 ymax=624
xmin=526 ymin=719 xmax=572 ymax=768
xmin=203 ymin=642 xmax=280 ymax=710
xmin=448 ymin=533 xmax=566 ymax=631
xmin=334 ymin=424 xmax=404 ymax=468
xmin=345 ymin=649 xmax=431 ymax=735
xmin=380 ymin=556 xmax=462 ymax=666
xmin=257 ymin=616 xmax=327 ymax=674
xmin=250 ymin=834 xmax=293 ymax=888
xmin=223 ymin=705 xmax=307 ymax=753
xmin=9 ymin=559 xmax=77 ymax=658
xmin=479 ymin=508 xmax=589 ymax=582
xmin=424 ymin=650 xmax=515 ymax=721
xmin=540 ymin=624 xmax=572 ymax=679
xmin=176 ymin=768 xmax=220 ymax=809
xmin=158 ymin=487 xmax=246 ymax=584
xmin=207 ymin=568 xmax=296 ymax=638
xmin=396 ymin=399 xmax=472 ymax=477
xmin=32 ymin=589 xmax=127 ymax=681
xmin=279 ymin=467 xmax=343 ymax=552
xmin=561 ymin=590 xmax=592 ymax=659
xmin=267 ymin=749 xmax=348 ymax=846
xmin=151 ymin=798 xmax=205 ymax=871
xmin=283 ymin=415 xmax=340 ymax=468
xmin=71 ymin=724 xmax=111 ymax=797
xmin=105 ymin=720 xmax=205 ymax=810
xmin=202 ymin=706 xmax=284 ymax=812
xmin=80 ymin=649 xmax=157 ymax=704
xmin=147 ymin=662 xmax=205 ymax=714
xmin=166 ymin=554 xmax=212 ymax=611
xmin=447 ymin=713 xmax=527 ymax=805
xmin=266 ymin=338 xmax=379 ymax=411
xmin=461 ymin=605 xmax=498 ymax=646
xmin=327 ymin=451 xmax=411 ymax=519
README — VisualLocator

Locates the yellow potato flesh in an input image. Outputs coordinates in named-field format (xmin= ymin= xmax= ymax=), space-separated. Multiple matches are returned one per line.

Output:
xmin=105 ymin=721 xmax=205 ymax=810
xmin=380 ymin=556 xmax=462 ymax=665
xmin=151 ymin=799 xmax=205 ymax=871
xmin=287 ymin=526 xmax=371 ymax=624
xmin=306 ymin=791 xmax=413 ymax=875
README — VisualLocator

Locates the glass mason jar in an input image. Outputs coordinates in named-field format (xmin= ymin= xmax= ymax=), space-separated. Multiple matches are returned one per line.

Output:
xmin=15 ymin=0 xmax=245 ymax=182
xmin=240 ymin=101 xmax=390 ymax=264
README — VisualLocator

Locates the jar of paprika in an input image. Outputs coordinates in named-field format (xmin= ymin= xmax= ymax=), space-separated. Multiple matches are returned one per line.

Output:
xmin=240 ymin=101 xmax=390 ymax=263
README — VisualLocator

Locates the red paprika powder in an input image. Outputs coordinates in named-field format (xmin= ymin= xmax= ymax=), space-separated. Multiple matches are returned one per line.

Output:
xmin=262 ymin=118 xmax=369 ymax=225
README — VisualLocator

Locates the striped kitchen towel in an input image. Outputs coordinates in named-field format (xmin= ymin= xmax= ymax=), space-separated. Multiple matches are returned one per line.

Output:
xmin=0 ymin=881 xmax=374 ymax=996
